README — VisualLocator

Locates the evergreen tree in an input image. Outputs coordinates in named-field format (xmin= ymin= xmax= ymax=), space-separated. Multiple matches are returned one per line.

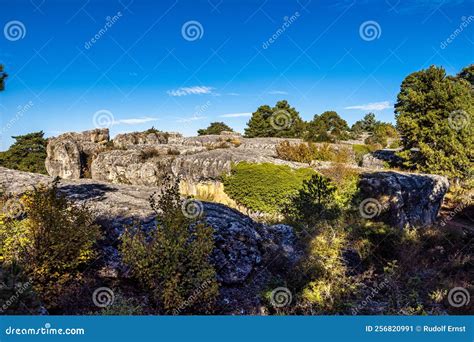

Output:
xmin=0 ymin=131 xmax=48 ymax=174
xmin=244 ymin=101 xmax=304 ymax=138
xmin=305 ymin=111 xmax=349 ymax=142
xmin=244 ymin=105 xmax=273 ymax=138
xmin=197 ymin=122 xmax=234 ymax=135
xmin=395 ymin=65 xmax=473 ymax=179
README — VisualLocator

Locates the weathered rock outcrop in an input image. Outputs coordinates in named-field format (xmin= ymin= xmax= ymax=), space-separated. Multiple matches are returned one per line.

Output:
xmin=90 ymin=146 xmax=305 ymax=185
xmin=361 ymin=149 xmax=404 ymax=169
xmin=113 ymin=131 xmax=183 ymax=149
xmin=0 ymin=167 xmax=298 ymax=313
xmin=359 ymin=171 xmax=449 ymax=229
xmin=45 ymin=129 xmax=109 ymax=179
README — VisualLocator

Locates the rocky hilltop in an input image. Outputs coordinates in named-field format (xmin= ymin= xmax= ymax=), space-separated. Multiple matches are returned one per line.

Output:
xmin=44 ymin=129 xmax=449 ymax=229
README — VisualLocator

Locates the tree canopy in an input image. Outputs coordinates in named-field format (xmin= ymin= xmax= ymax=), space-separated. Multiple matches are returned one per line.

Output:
xmin=0 ymin=131 xmax=48 ymax=174
xmin=395 ymin=65 xmax=473 ymax=179
xmin=305 ymin=111 xmax=349 ymax=142
xmin=197 ymin=122 xmax=234 ymax=135
xmin=244 ymin=100 xmax=305 ymax=138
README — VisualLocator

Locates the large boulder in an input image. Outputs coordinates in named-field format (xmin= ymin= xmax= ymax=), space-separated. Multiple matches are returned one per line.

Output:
xmin=45 ymin=129 xmax=109 ymax=179
xmin=358 ymin=171 xmax=449 ymax=229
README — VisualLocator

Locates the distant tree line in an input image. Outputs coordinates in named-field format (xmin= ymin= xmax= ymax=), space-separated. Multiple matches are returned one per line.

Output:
xmin=198 ymin=100 xmax=397 ymax=147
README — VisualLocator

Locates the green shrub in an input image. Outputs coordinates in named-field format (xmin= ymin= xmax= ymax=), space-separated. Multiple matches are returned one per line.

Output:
xmin=283 ymin=174 xmax=340 ymax=231
xmin=0 ymin=180 xmax=102 ymax=308
xmin=120 ymin=179 xmax=219 ymax=313
xmin=222 ymin=162 xmax=316 ymax=214
xmin=276 ymin=141 xmax=351 ymax=164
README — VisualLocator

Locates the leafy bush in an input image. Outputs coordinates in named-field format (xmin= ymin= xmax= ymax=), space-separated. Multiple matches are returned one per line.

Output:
xmin=276 ymin=141 xmax=351 ymax=164
xmin=222 ymin=162 xmax=315 ymax=214
xmin=0 ymin=180 xmax=102 ymax=308
xmin=0 ymin=131 xmax=47 ymax=174
xmin=120 ymin=179 xmax=218 ymax=313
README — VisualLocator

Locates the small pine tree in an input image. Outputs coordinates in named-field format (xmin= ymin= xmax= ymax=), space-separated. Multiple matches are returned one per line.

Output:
xmin=197 ymin=122 xmax=234 ymax=135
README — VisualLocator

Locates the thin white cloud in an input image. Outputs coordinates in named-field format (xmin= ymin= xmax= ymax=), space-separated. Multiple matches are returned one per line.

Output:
xmin=268 ymin=90 xmax=288 ymax=95
xmin=167 ymin=86 xmax=213 ymax=97
xmin=176 ymin=115 xmax=207 ymax=123
xmin=113 ymin=117 xmax=159 ymax=125
xmin=219 ymin=112 xmax=252 ymax=118
xmin=345 ymin=101 xmax=391 ymax=111
xmin=226 ymin=92 xmax=240 ymax=96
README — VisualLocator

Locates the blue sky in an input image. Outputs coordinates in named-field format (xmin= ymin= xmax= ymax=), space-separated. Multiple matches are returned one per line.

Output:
xmin=0 ymin=0 xmax=473 ymax=149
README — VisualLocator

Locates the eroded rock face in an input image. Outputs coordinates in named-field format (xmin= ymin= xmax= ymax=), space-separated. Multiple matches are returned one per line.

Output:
xmin=90 ymin=146 xmax=304 ymax=185
xmin=359 ymin=171 xmax=449 ymax=229
xmin=113 ymin=131 xmax=182 ymax=149
xmin=45 ymin=129 xmax=109 ymax=179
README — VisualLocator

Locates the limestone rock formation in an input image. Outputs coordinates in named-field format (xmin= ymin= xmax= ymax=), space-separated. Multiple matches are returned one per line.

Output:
xmin=45 ymin=129 xmax=109 ymax=179
xmin=113 ymin=131 xmax=182 ymax=149
xmin=358 ymin=171 xmax=449 ymax=229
